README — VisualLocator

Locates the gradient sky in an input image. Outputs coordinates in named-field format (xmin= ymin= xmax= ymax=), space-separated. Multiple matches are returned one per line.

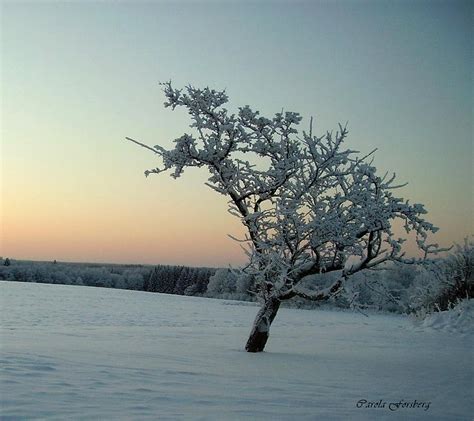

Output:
xmin=1 ymin=0 xmax=472 ymax=267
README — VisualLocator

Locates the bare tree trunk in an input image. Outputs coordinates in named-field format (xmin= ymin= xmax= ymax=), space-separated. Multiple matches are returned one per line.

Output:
xmin=245 ymin=297 xmax=281 ymax=352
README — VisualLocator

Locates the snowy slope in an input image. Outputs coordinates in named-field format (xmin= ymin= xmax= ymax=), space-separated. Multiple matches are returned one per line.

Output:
xmin=1 ymin=281 xmax=472 ymax=420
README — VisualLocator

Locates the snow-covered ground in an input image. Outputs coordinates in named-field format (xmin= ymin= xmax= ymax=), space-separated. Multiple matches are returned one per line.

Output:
xmin=1 ymin=282 xmax=472 ymax=420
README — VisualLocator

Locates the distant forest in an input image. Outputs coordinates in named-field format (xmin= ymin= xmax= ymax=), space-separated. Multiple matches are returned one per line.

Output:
xmin=2 ymin=239 xmax=472 ymax=315
xmin=0 ymin=258 xmax=215 ymax=297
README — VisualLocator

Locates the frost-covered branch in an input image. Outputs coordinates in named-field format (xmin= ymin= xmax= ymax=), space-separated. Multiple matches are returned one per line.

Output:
xmin=127 ymin=82 xmax=443 ymax=311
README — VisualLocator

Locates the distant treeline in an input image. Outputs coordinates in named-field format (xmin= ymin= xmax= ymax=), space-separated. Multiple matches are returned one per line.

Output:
xmin=1 ymin=237 xmax=472 ymax=315
xmin=0 ymin=259 xmax=215 ymax=297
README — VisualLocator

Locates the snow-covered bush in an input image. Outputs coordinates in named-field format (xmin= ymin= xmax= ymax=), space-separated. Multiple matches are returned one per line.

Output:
xmin=438 ymin=238 xmax=474 ymax=307
xmin=408 ymin=238 xmax=473 ymax=313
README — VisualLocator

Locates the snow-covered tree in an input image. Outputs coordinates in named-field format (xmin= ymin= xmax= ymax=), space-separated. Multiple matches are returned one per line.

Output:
xmin=205 ymin=268 xmax=253 ymax=300
xmin=207 ymin=268 xmax=237 ymax=296
xmin=128 ymin=83 xmax=443 ymax=352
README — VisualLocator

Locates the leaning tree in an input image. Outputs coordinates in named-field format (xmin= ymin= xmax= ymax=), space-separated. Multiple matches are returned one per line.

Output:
xmin=127 ymin=83 xmax=441 ymax=352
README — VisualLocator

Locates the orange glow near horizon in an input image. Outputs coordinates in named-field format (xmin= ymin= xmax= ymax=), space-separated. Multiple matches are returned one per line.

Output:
xmin=1 ymin=174 xmax=248 ymax=267
xmin=1 ymin=174 xmax=469 ymax=267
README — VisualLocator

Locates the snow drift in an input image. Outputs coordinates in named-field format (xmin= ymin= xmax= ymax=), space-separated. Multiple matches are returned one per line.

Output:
xmin=414 ymin=299 xmax=474 ymax=335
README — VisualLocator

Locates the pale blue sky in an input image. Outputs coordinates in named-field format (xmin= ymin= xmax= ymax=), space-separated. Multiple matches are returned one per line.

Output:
xmin=1 ymin=0 xmax=472 ymax=265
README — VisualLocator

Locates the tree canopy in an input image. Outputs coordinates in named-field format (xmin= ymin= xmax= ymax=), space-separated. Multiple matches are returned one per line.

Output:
xmin=128 ymin=82 xmax=442 ymax=351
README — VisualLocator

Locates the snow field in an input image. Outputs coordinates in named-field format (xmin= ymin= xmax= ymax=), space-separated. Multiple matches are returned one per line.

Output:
xmin=1 ymin=281 xmax=472 ymax=420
